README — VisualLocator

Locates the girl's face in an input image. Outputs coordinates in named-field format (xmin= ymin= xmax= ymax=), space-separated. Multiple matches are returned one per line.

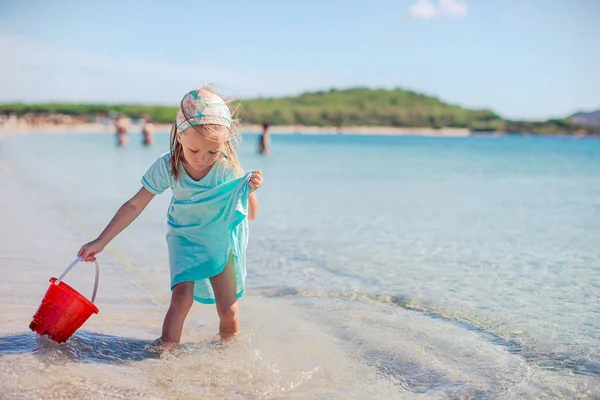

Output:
xmin=178 ymin=125 xmax=228 ymax=172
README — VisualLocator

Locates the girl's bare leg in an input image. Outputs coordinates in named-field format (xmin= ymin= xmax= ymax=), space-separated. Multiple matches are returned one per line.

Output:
xmin=161 ymin=281 xmax=195 ymax=344
xmin=210 ymin=256 xmax=239 ymax=339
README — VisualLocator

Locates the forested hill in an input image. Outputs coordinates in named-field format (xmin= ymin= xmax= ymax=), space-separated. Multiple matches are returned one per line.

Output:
xmin=1 ymin=88 xmax=597 ymax=134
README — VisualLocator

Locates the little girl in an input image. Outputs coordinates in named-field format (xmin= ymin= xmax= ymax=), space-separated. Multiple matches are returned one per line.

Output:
xmin=78 ymin=87 xmax=263 ymax=343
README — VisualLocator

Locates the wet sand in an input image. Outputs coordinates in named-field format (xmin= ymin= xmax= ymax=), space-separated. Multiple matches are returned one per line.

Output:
xmin=0 ymin=132 xmax=597 ymax=399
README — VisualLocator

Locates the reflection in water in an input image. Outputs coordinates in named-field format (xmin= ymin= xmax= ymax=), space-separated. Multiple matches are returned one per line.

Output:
xmin=0 ymin=331 xmax=159 ymax=364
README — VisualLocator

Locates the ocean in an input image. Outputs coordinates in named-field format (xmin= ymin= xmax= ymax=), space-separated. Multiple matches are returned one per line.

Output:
xmin=0 ymin=131 xmax=599 ymax=399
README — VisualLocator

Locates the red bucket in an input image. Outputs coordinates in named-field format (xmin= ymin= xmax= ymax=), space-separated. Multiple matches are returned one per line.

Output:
xmin=29 ymin=257 xmax=100 ymax=343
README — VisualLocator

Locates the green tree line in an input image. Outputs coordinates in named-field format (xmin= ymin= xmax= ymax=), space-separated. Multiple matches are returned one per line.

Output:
xmin=1 ymin=88 xmax=596 ymax=134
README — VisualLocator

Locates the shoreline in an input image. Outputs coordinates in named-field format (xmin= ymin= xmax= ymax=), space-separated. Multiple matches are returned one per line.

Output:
xmin=0 ymin=122 xmax=471 ymax=137
xmin=3 ymin=122 xmax=593 ymax=138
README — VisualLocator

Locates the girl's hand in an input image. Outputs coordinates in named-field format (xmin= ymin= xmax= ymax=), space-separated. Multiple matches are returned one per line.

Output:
xmin=77 ymin=239 xmax=106 ymax=262
xmin=249 ymin=170 xmax=263 ymax=193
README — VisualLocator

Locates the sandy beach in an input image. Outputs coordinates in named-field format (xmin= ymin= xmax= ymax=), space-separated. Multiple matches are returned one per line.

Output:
xmin=0 ymin=121 xmax=471 ymax=137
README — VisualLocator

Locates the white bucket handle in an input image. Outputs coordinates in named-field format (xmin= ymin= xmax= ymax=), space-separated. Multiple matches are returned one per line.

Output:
xmin=56 ymin=257 xmax=100 ymax=304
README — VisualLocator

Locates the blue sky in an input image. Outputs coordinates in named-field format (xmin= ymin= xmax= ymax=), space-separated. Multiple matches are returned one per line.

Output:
xmin=0 ymin=0 xmax=598 ymax=120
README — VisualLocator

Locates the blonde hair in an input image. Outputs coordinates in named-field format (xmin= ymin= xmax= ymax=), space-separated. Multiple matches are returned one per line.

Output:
xmin=169 ymin=86 xmax=244 ymax=180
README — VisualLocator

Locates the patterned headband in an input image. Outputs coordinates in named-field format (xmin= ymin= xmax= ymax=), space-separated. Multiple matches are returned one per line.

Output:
xmin=176 ymin=89 xmax=231 ymax=131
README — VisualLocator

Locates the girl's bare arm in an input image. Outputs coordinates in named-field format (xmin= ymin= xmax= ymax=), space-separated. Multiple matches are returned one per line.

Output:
xmin=78 ymin=187 xmax=155 ymax=261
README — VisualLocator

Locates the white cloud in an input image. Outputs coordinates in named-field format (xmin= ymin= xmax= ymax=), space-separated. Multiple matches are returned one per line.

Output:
xmin=438 ymin=0 xmax=468 ymax=18
xmin=405 ymin=0 xmax=437 ymax=20
xmin=405 ymin=0 xmax=468 ymax=20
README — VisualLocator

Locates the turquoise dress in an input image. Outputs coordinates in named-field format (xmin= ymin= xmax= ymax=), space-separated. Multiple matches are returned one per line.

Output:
xmin=141 ymin=153 xmax=251 ymax=304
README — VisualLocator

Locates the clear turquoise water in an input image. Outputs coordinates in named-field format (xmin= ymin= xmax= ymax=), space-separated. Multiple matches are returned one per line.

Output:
xmin=1 ymin=131 xmax=599 ymax=398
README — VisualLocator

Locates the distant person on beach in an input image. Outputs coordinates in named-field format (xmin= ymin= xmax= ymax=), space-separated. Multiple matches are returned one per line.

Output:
xmin=77 ymin=87 xmax=263 ymax=348
xmin=258 ymin=121 xmax=271 ymax=155
xmin=141 ymin=115 xmax=155 ymax=146
xmin=115 ymin=114 xmax=129 ymax=146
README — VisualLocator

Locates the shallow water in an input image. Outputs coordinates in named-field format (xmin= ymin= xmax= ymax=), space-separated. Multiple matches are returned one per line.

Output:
xmin=0 ymin=131 xmax=599 ymax=398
